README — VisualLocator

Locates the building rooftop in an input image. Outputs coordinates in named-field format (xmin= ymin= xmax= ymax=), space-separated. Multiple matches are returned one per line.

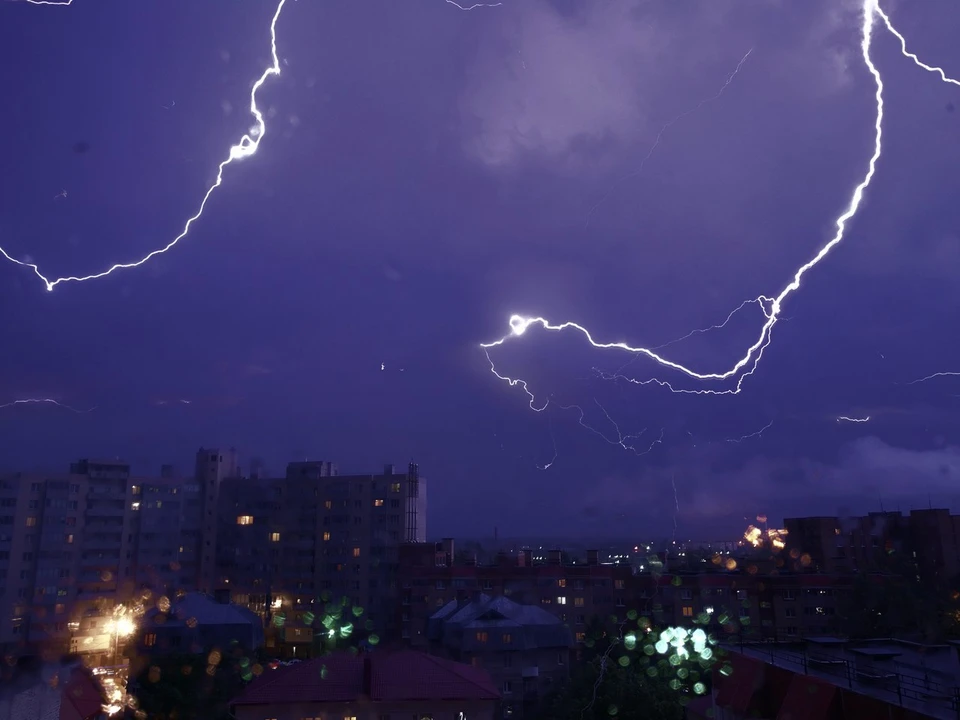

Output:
xmin=428 ymin=593 xmax=574 ymax=651
xmin=726 ymin=637 xmax=960 ymax=720
xmin=144 ymin=593 xmax=261 ymax=628
xmin=231 ymin=650 xmax=499 ymax=706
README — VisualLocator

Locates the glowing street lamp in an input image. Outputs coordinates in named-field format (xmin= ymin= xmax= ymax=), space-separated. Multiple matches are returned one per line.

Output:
xmin=107 ymin=616 xmax=135 ymax=666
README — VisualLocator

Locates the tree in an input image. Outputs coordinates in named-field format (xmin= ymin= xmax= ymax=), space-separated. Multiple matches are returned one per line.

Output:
xmin=538 ymin=613 xmax=717 ymax=720
xmin=129 ymin=646 xmax=261 ymax=720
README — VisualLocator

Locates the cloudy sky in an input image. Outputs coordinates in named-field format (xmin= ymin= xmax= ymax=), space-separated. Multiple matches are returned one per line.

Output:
xmin=2 ymin=0 xmax=960 ymax=539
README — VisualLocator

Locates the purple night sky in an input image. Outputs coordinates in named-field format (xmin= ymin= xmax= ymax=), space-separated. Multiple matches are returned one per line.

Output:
xmin=2 ymin=0 xmax=960 ymax=539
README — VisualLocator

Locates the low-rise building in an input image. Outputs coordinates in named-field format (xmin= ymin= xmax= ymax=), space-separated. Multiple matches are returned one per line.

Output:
xmin=427 ymin=594 xmax=573 ymax=718
xmin=135 ymin=592 xmax=263 ymax=656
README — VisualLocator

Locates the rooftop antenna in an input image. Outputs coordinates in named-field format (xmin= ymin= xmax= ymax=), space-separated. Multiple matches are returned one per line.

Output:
xmin=878 ymin=494 xmax=885 ymax=513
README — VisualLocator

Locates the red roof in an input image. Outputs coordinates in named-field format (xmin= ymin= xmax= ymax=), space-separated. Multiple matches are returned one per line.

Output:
xmin=371 ymin=651 xmax=499 ymax=701
xmin=60 ymin=668 xmax=105 ymax=720
xmin=234 ymin=654 xmax=365 ymax=705
xmin=232 ymin=651 xmax=498 ymax=707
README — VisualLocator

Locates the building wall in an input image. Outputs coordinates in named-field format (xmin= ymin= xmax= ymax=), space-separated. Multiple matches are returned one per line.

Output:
xmin=196 ymin=448 xmax=240 ymax=593
xmin=214 ymin=462 xmax=427 ymax=645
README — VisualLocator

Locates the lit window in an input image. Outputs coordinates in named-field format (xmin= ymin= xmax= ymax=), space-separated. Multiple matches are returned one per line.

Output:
xmin=374 ymin=499 xmax=384 ymax=507
xmin=615 ymin=580 xmax=625 ymax=590
xmin=575 ymin=632 xmax=585 ymax=642
xmin=557 ymin=578 xmax=566 ymax=588
xmin=25 ymin=517 xmax=36 ymax=527
xmin=131 ymin=502 xmax=140 ymax=511
xmin=131 ymin=485 xmax=141 ymax=495
xmin=390 ymin=482 xmax=401 ymax=493
xmin=323 ymin=532 xmax=331 ymax=541
xmin=502 ymin=633 xmax=512 ymax=643
xmin=65 ymin=534 xmax=73 ymax=544
xmin=324 ymin=500 xmax=332 ymax=509
xmin=476 ymin=631 xmax=488 ymax=643
xmin=574 ymin=597 xmax=584 ymax=607
xmin=352 ymin=547 xmax=361 ymax=558
xmin=236 ymin=515 xmax=253 ymax=526
xmin=54 ymin=604 xmax=65 ymax=615
xmin=556 ymin=596 xmax=567 ymax=605
xmin=271 ymin=532 xmax=280 ymax=543
xmin=682 ymin=606 xmax=693 ymax=617
xmin=144 ymin=633 xmax=156 ymax=647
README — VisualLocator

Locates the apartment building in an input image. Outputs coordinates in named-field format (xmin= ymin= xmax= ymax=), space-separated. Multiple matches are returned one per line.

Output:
xmin=214 ymin=461 xmax=426 ymax=651
xmin=0 ymin=454 xmax=225 ymax=656
xmin=397 ymin=541 xmax=636 ymax=646
xmin=395 ymin=541 xmax=874 ymax=649
xmin=785 ymin=508 xmax=960 ymax=584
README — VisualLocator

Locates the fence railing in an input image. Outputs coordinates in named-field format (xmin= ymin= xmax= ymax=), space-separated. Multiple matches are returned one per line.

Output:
xmin=725 ymin=635 xmax=960 ymax=718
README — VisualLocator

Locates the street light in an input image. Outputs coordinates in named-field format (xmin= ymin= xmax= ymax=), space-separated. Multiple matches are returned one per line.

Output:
xmin=108 ymin=616 xmax=135 ymax=667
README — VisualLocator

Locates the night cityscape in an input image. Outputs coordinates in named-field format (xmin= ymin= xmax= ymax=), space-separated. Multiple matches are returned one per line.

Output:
xmin=3 ymin=0 xmax=960 ymax=718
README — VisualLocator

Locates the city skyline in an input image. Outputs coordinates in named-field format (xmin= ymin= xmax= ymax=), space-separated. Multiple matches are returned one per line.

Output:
xmin=3 ymin=0 xmax=960 ymax=540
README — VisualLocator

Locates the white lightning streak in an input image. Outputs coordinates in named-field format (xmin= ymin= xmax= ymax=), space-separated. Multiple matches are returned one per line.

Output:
xmin=837 ymin=415 xmax=870 ymax=423
xmin=586 ymin=48 xmax=754 ymax=228
xmin=873 ymin=7 xmax=960 ymax=88
xmin=2 ymin=0 xmax=288 ymax=292
xmin=651 ymin=296 xmax=774 ymax=352
xmin=611 ymin=296 xmax=773 ymax=378
xmin=0 ymin=398 xmax=94 ymax=413
xmin=551 ymin=400 xmax=664 ymax=457
xmin=725 ymin=420 xmax=774 ymax=444
xmin=484 ymin=1 xmax=960 ymax=407
xmin=444 ymin=0 xmax=502 ymax=8
xmin=908 ymin=371 xmax=960 ymax=385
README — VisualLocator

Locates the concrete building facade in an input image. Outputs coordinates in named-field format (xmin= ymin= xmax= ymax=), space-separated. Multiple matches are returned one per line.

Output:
xmin=213 ymin=461 xmax=427 ymax=652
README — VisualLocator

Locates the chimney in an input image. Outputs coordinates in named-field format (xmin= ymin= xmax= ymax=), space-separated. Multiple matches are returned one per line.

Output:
xmin=548 ymin=549 xmax=563 ymax=565
xmin=586 ymin=549 xmax=599 ymax=566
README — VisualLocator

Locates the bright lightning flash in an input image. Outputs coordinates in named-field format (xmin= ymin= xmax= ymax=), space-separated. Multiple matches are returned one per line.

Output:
xmin=2 ymin=0 xmax=288 ymax=292
xmin=483 ymin=1 xmax=960 ymax=411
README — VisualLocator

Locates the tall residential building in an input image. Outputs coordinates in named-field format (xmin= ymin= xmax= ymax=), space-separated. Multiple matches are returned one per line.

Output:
xmin=784 ymin=508 xmax=960 ymax=583
xmin=194 ymin=448 xmax=241 ymax=594
xmin=0 ymin=449 xmax=426 ymax=659
xmin=0 ymin=460 xmax=199 ymax=655
xmin=214 ymin=461 xmax=426 ymax=650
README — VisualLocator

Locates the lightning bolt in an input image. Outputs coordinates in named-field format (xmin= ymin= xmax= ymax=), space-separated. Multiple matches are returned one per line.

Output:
xmin=837 ymin=415 xmax=870 ymax=423
xmin=586 ymin=48 xmax=754 ymax=228
xmin=483 ymin=1 xmax=960 ymax=409
xmin=6 ymin=0 xmax=504 ymax=294
xmin=2 ymin=0 xmax=288 ymax=292
xmin=0 ymin=398 xmax=94 ymax=413
xmin=613 ymin=296 xmax=774 ymax=378
xmin=444 ymin=0 xmax=502 ymax=8
xmin=725 ymin=420 xmax=774 ymax=444
xmin=908 ymin=371 xmax=960 ymax=385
